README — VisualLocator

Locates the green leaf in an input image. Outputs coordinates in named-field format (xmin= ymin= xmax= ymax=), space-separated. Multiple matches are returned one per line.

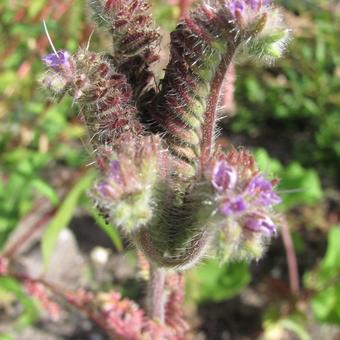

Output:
xmin=322 ymin=226 xmax=340 ymax=270
xmin=189 ymin=259 xmax=250 ymax=302
xmin=41 ymin=171 xmax=95 ymax=266
xmin=31 ymin=179 xmax=59 ymax=206
xmin=87 ymin=206 xmax=123 ymax=252
xmin=254 ymin=148 xmax=283 ymax=175
xmin=311 ymin=286 xmax=340 ymax=324
xmin=306 ymin=226 xmax=340 ymax=325
xmin=281 ymin=163 xmax=323 ymax=208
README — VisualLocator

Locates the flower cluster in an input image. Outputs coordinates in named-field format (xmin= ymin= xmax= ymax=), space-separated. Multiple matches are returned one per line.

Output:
xmin=91 ymin=135 xmax=167 ymax=233
xmin=207 ymin=149 xmax=281 ymax=261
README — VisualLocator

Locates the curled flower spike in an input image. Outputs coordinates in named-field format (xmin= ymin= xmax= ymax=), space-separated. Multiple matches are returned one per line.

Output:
xmin=41 ymin=0 xmax=289 ymax=269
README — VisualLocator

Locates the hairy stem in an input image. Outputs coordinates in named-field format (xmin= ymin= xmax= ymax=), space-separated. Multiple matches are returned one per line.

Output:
xmin=147 ymin=264 xmax=166 ymax=323
xmin=201 ymin=53 xmax=234 ymax=165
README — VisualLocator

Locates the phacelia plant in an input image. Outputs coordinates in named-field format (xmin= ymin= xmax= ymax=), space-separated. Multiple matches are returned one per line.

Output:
xmin=40 ymin=0 xmax=290 ymax=331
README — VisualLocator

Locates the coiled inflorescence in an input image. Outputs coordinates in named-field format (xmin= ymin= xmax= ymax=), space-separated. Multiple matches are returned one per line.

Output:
xmin=41 ymin=0 xmax=290 ymax=269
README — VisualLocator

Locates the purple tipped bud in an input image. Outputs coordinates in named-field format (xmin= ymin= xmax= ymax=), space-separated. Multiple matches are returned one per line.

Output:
xmin=220 ymin=196 xmax=247 ymax=216
xmin=42 ymin=51 xmax=71 ymax=72
xmin=244 ymin=213 xmax=276 ymax=234
xmin=246 ymin=175 xmax=281 ymax=206
xmin=212 ymin=160 xmax=237 ymax=192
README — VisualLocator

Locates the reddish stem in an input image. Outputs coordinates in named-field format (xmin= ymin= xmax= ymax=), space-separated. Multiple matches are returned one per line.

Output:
xmin=178 ymin=0 xmax=193 ymax=18
xmin=147 ymin=264 xmax=166 ymax=323
xmin=280 ymin=217 xmax=300 ymax=295
xmin=2 ymin=207 xmax=56 ymax=258
xmin=201 ymin=53 xmax=234 ymax=164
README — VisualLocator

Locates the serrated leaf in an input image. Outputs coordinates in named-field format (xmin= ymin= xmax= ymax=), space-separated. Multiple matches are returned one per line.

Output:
xmin=41 ymin=171 xmax=94 ymax=267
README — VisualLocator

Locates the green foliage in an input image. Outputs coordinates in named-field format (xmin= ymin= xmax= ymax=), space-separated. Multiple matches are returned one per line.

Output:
xmin=230 ymin=2 xmax=340 ymax=184
xmin=0 ymin=335 xmax=13 ymax=340
xmin=41 ymin=171 xmax=95 ymax=266
xmin=0 ymin=0 xmax=121 ymax=254
xmin=188 ymin=259 xmax=251 ymax=302
xmin=0 ymin=150 xmax=54 ymax=249
xmin=305 ymin=226 xmax=340 ymax=325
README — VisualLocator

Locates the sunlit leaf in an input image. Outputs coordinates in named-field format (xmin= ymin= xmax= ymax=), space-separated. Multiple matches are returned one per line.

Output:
xmin=41 ymin=171 xmax=95 ymax=266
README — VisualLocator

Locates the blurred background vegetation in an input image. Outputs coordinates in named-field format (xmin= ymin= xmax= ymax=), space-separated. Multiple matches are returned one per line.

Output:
xmin=0 ymin=0 xmax=339 ymax=339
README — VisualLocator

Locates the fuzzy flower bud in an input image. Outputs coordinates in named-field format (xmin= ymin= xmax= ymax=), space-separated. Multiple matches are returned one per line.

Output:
xmin=228 ymin=0 xmax=291 ymax=63
xmin=92 ymin=136 xmax=166 ymax=234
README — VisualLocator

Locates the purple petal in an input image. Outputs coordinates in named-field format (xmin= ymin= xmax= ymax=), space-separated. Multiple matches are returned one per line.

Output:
xmin=220 ymin=196 xmax=247 ymax=216
xmin=244 ymin=213 xmax=276 ymax=234
xmin=212 ymin=160 xmax=237 ymax=192
xmin=247 ymin=175 xmax=281 ymax=206
xmin=42 ymin=51 xmax=71 ymax=72
xmin=97 ymin=181 xmax=118 ymax=200
xmin=227 ymin=0 xmax=271 ymax=17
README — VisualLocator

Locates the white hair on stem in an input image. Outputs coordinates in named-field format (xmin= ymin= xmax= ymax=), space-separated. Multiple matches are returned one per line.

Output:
xmin=43 ymin=20 xmax=59 ymax=57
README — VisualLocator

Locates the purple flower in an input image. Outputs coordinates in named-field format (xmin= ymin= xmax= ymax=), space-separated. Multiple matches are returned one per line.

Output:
xmin=220 ymin=196 xmax=247 ymax=215
xmin=42 ymin=51 xmax=71 ymax=72
xmin=248 ymin=0 xmax=271 ymax=10
xmin=227 ymin=0 xmax=271 ymax=16
xmin=244 ymin=213 xmax=276 ymax=234
xmin=97 ymin=181 xmax=118 ymax=200
xmin=212 ymin=160 xmax=237 ymax=192
xmin=228 ymin=0 xmax=244 ymax=16
xmin=246 ymin=175 xmax=281 ymax=206
xmin=108 ymin=160 xmax=123 ymax=183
